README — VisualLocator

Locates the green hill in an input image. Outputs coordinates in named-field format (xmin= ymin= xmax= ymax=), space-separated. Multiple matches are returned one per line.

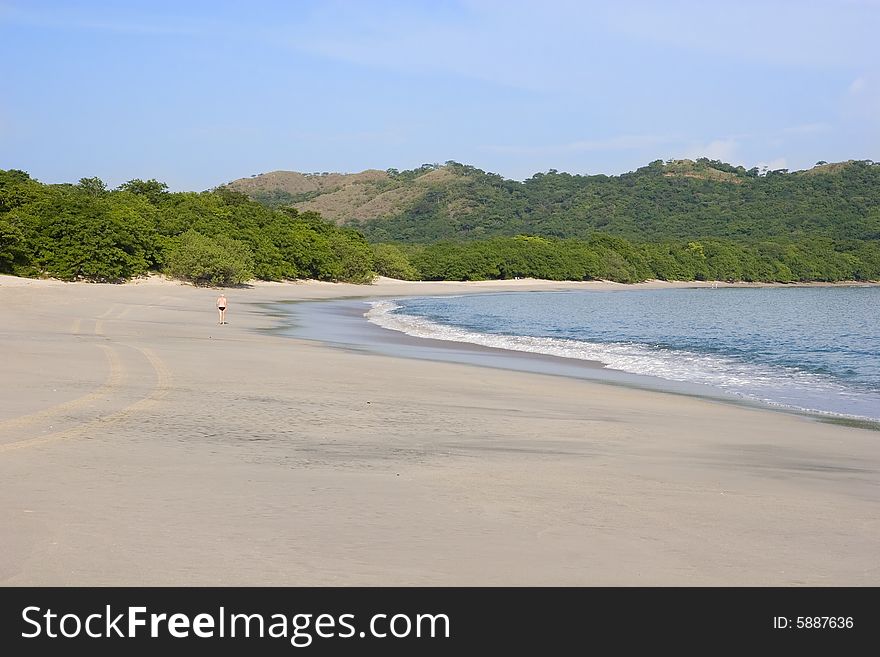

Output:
xmin=227 ymin=159 xmax=880 ymax=244
xmin=2 ymin=159 xmax=878 ymax=285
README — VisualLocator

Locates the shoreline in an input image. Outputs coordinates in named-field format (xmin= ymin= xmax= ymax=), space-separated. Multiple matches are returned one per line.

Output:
xmin=268 ymin=290 xmax=880 ymax=429
xmin=2 ymin=274 xmax=879 ymax=585
xmin=2 ymin=272 xmax=879 ymax=292
xmin=269 ymin=296 xmax=774 ymax=412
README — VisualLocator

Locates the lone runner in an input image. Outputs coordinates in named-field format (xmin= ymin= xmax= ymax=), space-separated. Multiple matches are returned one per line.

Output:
xmin=216 ymin=293 xmax=227 ymax=325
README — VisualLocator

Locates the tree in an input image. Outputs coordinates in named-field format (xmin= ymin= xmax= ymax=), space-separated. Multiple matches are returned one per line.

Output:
xmin=165 ymin=230 xmax=253 ymax=286
xmin=0 ymin=215 xmax=25 ymax=273
xmin=328 ymin=230 xmax=375 ymax=283
xmin=117 ymin=179 xmax=169 ymax=205
xmin=371 ymin=243 xmax=419 ymax=280
xmin=213 ymin=185 xmax=251 ymax=206
xmin=77 ymin=177 xmax=107 ymax=197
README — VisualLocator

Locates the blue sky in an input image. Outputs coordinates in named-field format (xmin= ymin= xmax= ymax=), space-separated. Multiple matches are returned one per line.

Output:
xmin=1 ymin=0 xmax=878 ymax=190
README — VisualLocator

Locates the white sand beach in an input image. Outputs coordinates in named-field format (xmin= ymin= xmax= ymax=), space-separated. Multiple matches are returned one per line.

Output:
xmin=1 ymin=274 xmax=878 ymax=585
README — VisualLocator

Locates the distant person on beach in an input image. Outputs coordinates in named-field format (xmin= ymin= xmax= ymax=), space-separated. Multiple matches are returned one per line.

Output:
xmin=216 ymin=293 xmax=227 ymax=325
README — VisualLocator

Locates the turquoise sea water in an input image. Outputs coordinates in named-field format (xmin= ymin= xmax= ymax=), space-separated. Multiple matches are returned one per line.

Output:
xmin=365 ymin=287 xmax=880 ymax=422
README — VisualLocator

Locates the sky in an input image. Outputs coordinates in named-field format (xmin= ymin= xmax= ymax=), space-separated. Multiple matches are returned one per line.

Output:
xmin=1 ymin=0 xmax=878 ymax=190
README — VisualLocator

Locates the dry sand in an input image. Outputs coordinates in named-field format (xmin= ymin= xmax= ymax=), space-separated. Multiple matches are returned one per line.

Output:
xmin=1 ymin=274 xmax=878 ymax=585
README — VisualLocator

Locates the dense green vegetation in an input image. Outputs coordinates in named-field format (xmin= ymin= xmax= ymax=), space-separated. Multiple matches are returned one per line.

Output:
xmin=166 ymin=230 xmax=255 ymax=286
xmin=351 ymin=159 xmax=880 ymax=244
xmin=394 ymin=235 xmax=880 ymax=283
xmin=0 ymin=170 xmax=374 ymax=284
xmin=1 ymin=161 xmax=878 ymax=284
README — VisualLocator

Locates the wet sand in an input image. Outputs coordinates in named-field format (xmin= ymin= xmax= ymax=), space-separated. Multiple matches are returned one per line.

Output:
xmin=1 ymin=275 xmax=878 ymax=585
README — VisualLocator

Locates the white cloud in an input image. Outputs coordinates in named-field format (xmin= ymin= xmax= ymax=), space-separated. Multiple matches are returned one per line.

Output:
xmin=843 ymin=75 xmax=880 ymax=120
xmin=783 ymin=122 xmax=831 ymax=135
xmin=683 ymin=139 xmax=739 ymax=161
xmin=849 ymin=77 xmax=867 ymax=94
xmin=564 ymin=135 xmax=674 ymax=152
xmin=487 ymin=134 xmax=675 ymax=156
xmin=599 ymin=1 xmax=879 ymax=69
xmin=756 ymin=157 xmax=789 ymax=171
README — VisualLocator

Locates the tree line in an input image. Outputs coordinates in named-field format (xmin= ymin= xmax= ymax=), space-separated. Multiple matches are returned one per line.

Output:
xmin=1 ymin=168 xmax=877 ymax=285
xmin=0 ymin=170 xmax=374 ymax=285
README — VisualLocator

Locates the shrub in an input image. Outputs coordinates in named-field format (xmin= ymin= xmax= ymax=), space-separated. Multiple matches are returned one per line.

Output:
xmin=328 ymin=231 xmax=375 ymax=283
xmin=165 ymin=230 xmax=253 ymax=286
xmin=371 ymin=243 xmax=419 ymax=280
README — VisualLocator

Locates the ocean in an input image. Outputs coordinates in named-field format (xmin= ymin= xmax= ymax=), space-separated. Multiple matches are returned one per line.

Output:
xmin=363 ymin=287 xmax=880 ymax=422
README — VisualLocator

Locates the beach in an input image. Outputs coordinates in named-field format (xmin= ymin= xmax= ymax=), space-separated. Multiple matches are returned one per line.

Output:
xmin=1 ymin=274 xmax=878 ymax=585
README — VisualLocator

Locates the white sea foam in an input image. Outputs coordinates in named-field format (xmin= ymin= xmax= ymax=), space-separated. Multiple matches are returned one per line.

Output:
xmin=365 ymin=300 xmax=870 ymax=418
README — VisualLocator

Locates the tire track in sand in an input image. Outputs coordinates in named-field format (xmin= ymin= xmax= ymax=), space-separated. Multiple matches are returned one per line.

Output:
xmin=0 ymin=312 xmax=120 ymax=435
xmin=1 ymin=299 xmax=172 ymax=453
xmin=0 ymin=344 xmax=171 ymax=453
xmin=0 ymin=345 xmax=124 ymax=436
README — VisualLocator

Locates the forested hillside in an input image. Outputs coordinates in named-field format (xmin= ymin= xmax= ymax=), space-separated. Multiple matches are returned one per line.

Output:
xmin=229 ymin=159 xmax=880 ymax=244
xmin=2 ymin=160 xmax=879 ymax=285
